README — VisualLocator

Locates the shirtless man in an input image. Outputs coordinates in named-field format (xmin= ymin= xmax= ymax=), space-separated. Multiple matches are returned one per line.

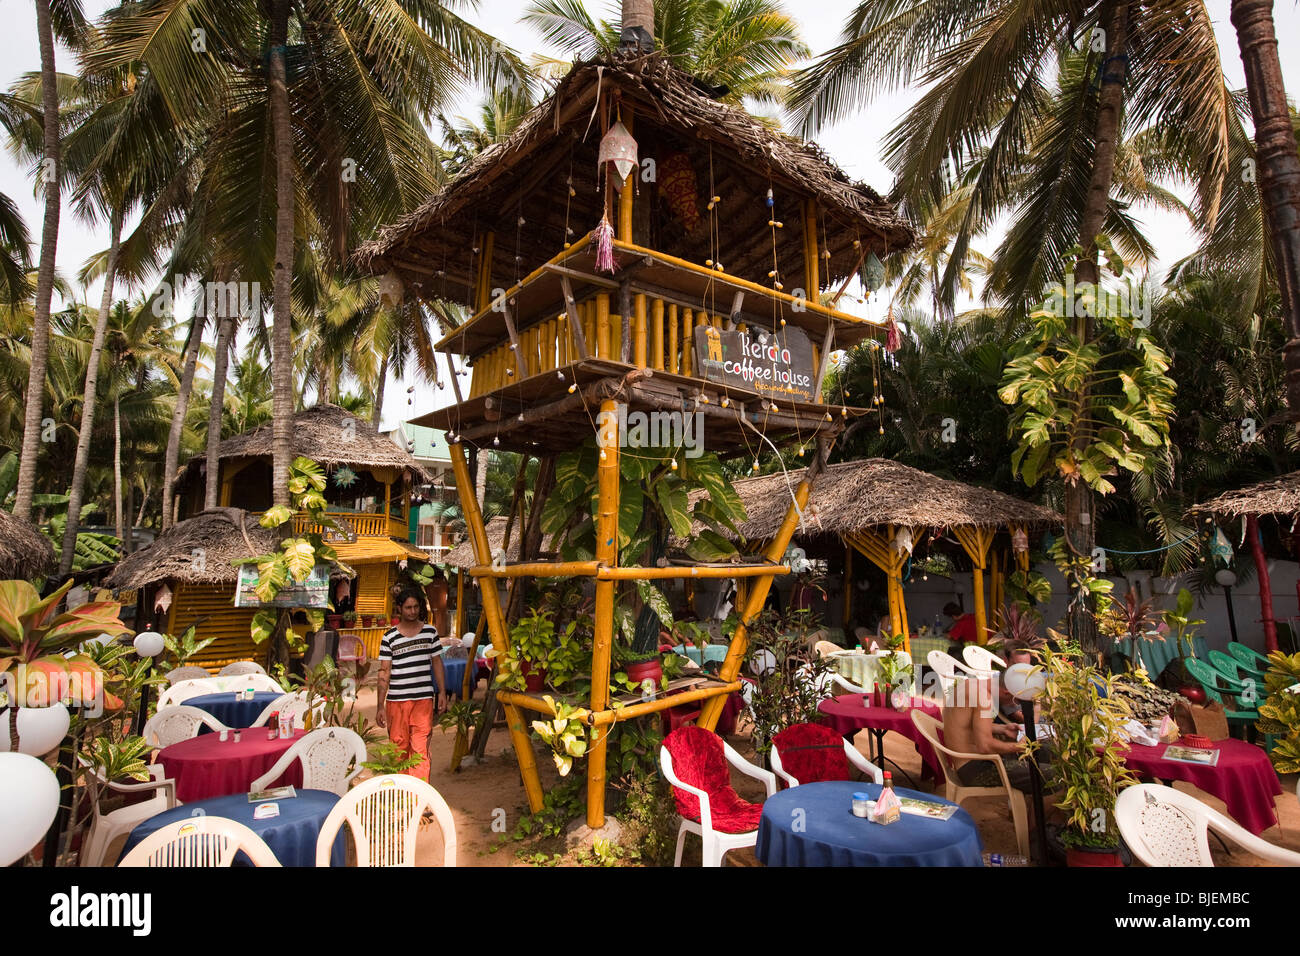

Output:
xmin=942 ymin=673 xmax=1036 ymax=792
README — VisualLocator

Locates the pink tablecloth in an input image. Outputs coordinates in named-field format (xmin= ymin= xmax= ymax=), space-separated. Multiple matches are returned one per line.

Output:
xmin=817 ymin=695 xmax=943 ymax=781
xmin=1122 ymin=739 xmax=1284 ymax=835
xmin=156 ymin=727 xmax=306 ymax=802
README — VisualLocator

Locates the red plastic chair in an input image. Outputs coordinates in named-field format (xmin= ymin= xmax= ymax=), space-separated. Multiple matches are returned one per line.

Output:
xmin=660 ymin=726 xmax=776 ymax=867
xmin=770 ymin=722 xmax=883 ymax=789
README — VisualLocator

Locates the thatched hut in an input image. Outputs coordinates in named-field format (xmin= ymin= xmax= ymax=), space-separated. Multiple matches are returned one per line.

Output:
xmin=1191 ymin=472 xmax=1300 ymax=653
xmin=696 ymin=460 xmax=1060 ymax=649
xmin=109 ymin=405 xmax=430 ymax=669
xmin=0 ymin=511 xmax=55 ymax=580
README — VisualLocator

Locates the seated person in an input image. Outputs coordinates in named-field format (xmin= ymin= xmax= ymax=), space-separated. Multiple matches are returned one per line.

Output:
xmin=942 ymin=673 xmax=1041 ymax=793
xmin=995 ymin=640 xmax=1035 ymax=724
xmin=943 ymin=601 xmax=979 ymax=654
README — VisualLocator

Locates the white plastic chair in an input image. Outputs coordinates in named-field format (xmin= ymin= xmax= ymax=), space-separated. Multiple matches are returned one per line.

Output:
xmin=79 ymin=761 xmax=177 ymax=867
xmin=156 ymin=678 xmax=219 ymax=709
xmin=770 ymin=738 xmax=883 ymax=788
xmin=164 ymin=666 xmax=210 ymax=685
xmin=961 ymin=645 xmax=1006 ymax=674
xmin=927 ymin=650 xmax=972 ymax=695
xmin=118 ymin=816 xmax=282 ymax=867
xmin=214 ymin=673 xmax=283 ymax=694
xmin=218 ymin=660 xmax=266 ymax=677
xmin=251 ymin=692 xmax=318 ymax=730
xmin=143 ymin=705 xmax=228 ymax=751
xmin=1116 ymin=784 xmax=1300 ymax=867
xmin=249 ymin=727 xmax=366 ymax=797
xmin=314 ymin=774 xmax=457 ymax=867
xmin=659 ymin=734 xmax=777 ymax=868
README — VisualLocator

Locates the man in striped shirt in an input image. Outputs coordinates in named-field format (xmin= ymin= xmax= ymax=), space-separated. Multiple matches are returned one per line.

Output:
xmin=376 ymin=588 xmax=447 ymax=779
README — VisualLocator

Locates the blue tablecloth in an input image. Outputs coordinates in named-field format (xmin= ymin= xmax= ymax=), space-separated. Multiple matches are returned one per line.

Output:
xmin=187 ymin=692 xmax=282 ymax=731
xmin=442 ymin=657 xmax=466 ymax=697
xmin=118 ymin=789 xmax=346 ymax=867
xmin=756 ymin=781 xmax=984 ymax=867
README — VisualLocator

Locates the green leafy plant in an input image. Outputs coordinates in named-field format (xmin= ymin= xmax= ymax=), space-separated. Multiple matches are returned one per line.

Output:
xmin=743 ymin=607 xmax=834 ymax=756
xmin=162 ymin=625 xmax=217 ymax=671
xmin=1035 ymin=646 xmax=1137 ymax=849
xmin=1256 ymin=651 xmax=1300 ymax=774
xmin=361 ymin=741 xmax=423 ymax=775
xmin=437 ymin=698 xmax=483 ymax=772
xmin=1158 ymin=588 xmax=1205 ymax=684
xmin=614 ymin=772 xmax=679 ymax=866
xmin=281 ymin=655 xmax=376 ymax=739
xmin=531 ymin=695 xmax=588 ymax=777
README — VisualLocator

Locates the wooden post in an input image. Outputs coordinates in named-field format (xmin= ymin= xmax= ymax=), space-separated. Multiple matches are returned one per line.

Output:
xmin=1247 ymin=514 xmax=1279 ymax=652
xmin=681 ymin=308 xmax=693 ymax=376
xmin=803 ymin=200 xmax=820 ymax=295
xmin=842 ymin=543 xmax=853 ymax=629
xmin=668 ymin=303 xmax=679 ymax=373
xmin=954 ymin=527 xmax=993 ymax=645
xmin=633 ymin=293 xmax=648 ymax=368
xmin=619 ymin=111 xmax=635 ymax=242
xmin=596 ymin=293 xmax=611 ymax=360
xmin=476 ymin=232 xmax=495 ymax=313
xmin=560 ymin=275 xmax=589 ymax=359
xmin=588 ymin=399 xmax=620 ymax=827
xmin=651 ymin=298 xmax=664 ymax=370
xmin=449 ymin=441 xmax=545 ymax=811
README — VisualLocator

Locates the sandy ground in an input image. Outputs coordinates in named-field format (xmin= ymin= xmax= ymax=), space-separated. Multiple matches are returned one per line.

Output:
xmin=351 ymin=683 xmax=1300 ymax=867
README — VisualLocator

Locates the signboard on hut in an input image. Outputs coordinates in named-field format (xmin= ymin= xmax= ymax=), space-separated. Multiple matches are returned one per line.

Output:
xmin=234 ymin=563 xmax=332 ymax=609
xmin=692 ymin=325 xmax=817 ymax=402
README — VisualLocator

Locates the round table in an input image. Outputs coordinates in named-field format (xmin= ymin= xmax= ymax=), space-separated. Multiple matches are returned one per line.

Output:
xmin=186 ymin=692 xmax=282 ymax=731
xmin=756 ymin=781 xmax=983 ymax=867
xmin=1122 ymin=738 xmax=1284 ymax=835
xmin=118 ymin=790 xmax=346 ymax=867
xmin=156 ymin=728 xmax=306 ymax=802
xmin=818 ymin=694 xmax=943 ymax=785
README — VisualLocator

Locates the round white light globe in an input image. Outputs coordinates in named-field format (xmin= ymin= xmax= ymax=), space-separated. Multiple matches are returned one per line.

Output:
xmin=133 ymin=631 xmax=165 ymax=658
xmin=0 ymin=703 xmax=70 ymax=757
xmin=1214 ymin=568 xmax=1237 ymax=588
xmin=750 ymin=649 xmax=777 ymax=677
xmin=1003 ymin=662 xmax=1046 ymax=701
xmin=462 ymin=632 xmax=476 ymax=647
xmin=0 ymin=752 xmax=60 ymax=865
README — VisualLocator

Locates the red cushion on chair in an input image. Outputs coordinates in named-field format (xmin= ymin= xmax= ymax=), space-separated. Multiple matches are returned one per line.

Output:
xmin=772 ymin=723 xmax=850 ymax=786
xmin=663 ymin=726 xmax=764 ymax=833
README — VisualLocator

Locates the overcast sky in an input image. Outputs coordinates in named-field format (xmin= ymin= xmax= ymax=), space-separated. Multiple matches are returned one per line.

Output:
xmin=1 ymin=0 xmax=1297 ymax=430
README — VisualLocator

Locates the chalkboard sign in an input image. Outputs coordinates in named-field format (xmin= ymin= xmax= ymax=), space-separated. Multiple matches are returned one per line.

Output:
xmin=692 ymin=325 xmax=817 ymax=402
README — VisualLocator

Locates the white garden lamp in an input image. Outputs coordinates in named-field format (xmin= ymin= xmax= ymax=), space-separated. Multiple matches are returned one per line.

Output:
xmin=1003 ymin=661 xmax=1048 ymax=864
xmin=133 ymin=631 xmax=165 ymax=658
xmin=0 ymin=752 xmax=60 ymax=865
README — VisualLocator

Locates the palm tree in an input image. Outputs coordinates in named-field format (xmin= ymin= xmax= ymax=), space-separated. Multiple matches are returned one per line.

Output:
xmin=13 ymin=0 xmax=87 ymax=521
xmin=524 ymin=0 xmax=809 ymax=105
xmin=1230 ymin=0 xmax=1300 ymax=419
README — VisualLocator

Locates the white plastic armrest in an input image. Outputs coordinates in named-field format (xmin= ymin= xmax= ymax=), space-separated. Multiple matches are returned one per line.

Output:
xmin=249 ymin=746 xmax=299 ymax=794
xmin=661 ymin=749 xmax=714 ymax=835
xmin=831 ymin=673 xmax=870 ymax=695
xmin=107 ymin=775 xmax=176 ymax=807
xmin=769 ymin=749 xmax=798 ymax=788
xmin=1210 ymin=817 xmax=1300 ymax=866
xmin=723 ymin=741 xmax=778 ymax=797
xmin=844 ymin=743 xmax=884 ymax=785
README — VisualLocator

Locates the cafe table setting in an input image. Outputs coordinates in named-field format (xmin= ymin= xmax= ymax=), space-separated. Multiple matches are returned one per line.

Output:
xmin=184 ymin=691 xmax=283 ymax=730
xmin=154 ymin=726 xmax=307 ymax=802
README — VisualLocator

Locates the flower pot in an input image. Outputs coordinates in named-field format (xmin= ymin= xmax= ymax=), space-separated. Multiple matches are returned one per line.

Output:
xmin=361 ymin=615 xmax=374 ymax=628
xmin=1177 ymin=684 xmax=1207 ymax=705
xmin=626 ymin=657 xmax=663 ymax=690
xmin=0 ymin=703 xmax=71 ymax=758
xmin=1067 ymin=845 xmax=1123 ymax=867
xmin=326 ymin=615 xmax=343 ymax=630
xmin=390 ymin=616 xmax=400 ymax=626
xmin=520 ymin=661 xmax=547 ymax=693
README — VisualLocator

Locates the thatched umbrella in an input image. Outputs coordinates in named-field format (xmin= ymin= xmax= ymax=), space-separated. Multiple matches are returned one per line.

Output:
xmin=694 ymin=459 xmax=1060 ymax=647
xmin=0 ymin=511 xmax=55 ymax=581
xmin=1191 ymin=471 xmax=1300 ymax=653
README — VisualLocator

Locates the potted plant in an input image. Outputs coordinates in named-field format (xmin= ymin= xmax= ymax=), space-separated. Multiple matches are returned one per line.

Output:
xmin=1160 ymin=589 xmax=1206 ymax=701
xmin=1036 ymin=643 xmax=1137 ymax=866
xmin=326 ymin=612 xmax=343 ymax=630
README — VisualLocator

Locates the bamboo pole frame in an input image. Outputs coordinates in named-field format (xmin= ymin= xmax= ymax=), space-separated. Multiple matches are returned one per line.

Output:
xmin=844 ymin=527 xmax=912 ymax=655
xmin=953 ymin=526 xmax=995 ymax=645
xmin=588 ymin=398 xmax=620 ymax=827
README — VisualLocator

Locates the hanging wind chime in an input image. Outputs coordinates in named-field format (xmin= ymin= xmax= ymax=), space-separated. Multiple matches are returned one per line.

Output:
xmin=593 ymin=109 xmax=638 ymax=274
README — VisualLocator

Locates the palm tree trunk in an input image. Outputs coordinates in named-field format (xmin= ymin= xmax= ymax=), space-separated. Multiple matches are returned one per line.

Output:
xmin=1065 ymin=0 xmax=1130 ymax=659
xmin=269 ymin=0 xmax=295 ymax=510
xmin=1231 ymin=0 xmax=1300 ymax=417
xmin=161 ymin=312 xmax=206 ymax=530
xmin=59 ymin=212 xmax=124 ymax=576
xmin=205 ymin=313 xmax=235 ymax=509
xmin=113 ymin=388 xmax=123 ymax=545
xmin=14 ymin=0 xmax=63 ymax=522
xmin=371 ymin=355 xmax=388 ymax=428
xmin=1247 ymin=514 xmax=1279 ymax=652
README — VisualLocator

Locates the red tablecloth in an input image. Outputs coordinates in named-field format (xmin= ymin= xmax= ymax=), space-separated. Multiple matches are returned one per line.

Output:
xmin=818 ymin=694 xmax=943 ymax=781
xmin=1121 ymin=738 xmax=1284 ymax=835
xmin=155 ymin=727 xmax=306 ymax=802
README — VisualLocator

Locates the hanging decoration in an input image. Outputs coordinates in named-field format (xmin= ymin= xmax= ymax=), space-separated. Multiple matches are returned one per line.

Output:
xmin=659 ymin=152 xmax=701 ymax=232
xmin=593 ymin=215 xmax=617 ymax=273
xmin=1012 ymin=527 xmax=1029 ymax=554
xmin=861 ymin=252 xmax=886 ymax=292
xmin=891 ymin=526 xmax=914 ymax=556
xmin=333 ymin=466 xmax=358 ymax=489
xmin=1209 ymin=526 xmax=1233 ymax=565
xmin=598 ymin=119 xmax=638 ymax=191
xmin=378 ymin=270 xmax=404 ymax=308
xmin=885 ymin=305 xmax=901 ymax=352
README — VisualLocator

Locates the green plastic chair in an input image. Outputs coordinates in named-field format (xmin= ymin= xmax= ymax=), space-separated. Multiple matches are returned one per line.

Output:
xmin=1227 ymin=641 xmax=1271 ymax=674
xmin=1208 ymin=649 xmax=1266 ymax=684
xmin=1184 ymin=657 xmax=1275 ymax=750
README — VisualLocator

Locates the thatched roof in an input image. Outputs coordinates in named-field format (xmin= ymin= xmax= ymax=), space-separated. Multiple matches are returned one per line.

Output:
xmin=357 ymin=54 xmax=913 ymax=303
xmin=175 ymin=404 xmax=429 ymax=490
xmin=105 ymin=510 xmax=278 ymax=589
xmin=0 ymin=511 xmax=55 ymax=579
xmin=700 ymin=459 xmax=1060 ymax=540
xmin=441 ymin=516 xmax=520 ymax=570
xmin=1191 ymin=471 xmax=1300 ymax=518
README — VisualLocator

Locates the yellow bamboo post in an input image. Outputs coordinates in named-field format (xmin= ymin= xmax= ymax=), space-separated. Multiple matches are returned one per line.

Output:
xmin=803 ymin=201 xmax=820 ymax=295
xmin=612 ymin=312 xmax=623 ymax=359
xmin=842 ymin=543 xmax=853 ymax=629
xmin=701 ymin=477 xmax=814 ymax=730
xmin=454 ymin=571 xmax=465 ymax=644
xmin=954 ymin=527 xmax=993 ymax=645
xmin=633 ymin=294 xmax=647 ymax=368
xmin=681 ymin=308 xmax=693 ymax=376
xmin=449 ymin=442 xmax=544 ymax=811
xmin=476 ymin=232 xmax=495 ymax=312
xmin=589 ymin=399 xmax=620 ymax=827
xmin=619 ymin=112 xmax=634 ymax=242
xmin=668 ymin=303 xmax=679 ymax=373
xmin=596 ymin=293 xmax=611 ymax=360
xmin=651 ymin=298 xmax=664 ymax=370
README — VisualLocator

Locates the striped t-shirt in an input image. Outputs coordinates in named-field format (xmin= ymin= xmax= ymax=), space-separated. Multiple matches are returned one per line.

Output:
xmin=379 ymin=624 xmax=442 ymax=701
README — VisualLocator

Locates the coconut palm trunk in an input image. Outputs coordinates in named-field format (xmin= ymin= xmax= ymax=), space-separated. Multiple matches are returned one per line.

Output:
xmin=113 ymin=388 xmax=123 ymax=544
xmin=205 ymin=313 xmax=235 ymax=509
xmin=58 ymin=211 xmax=123 ymax=575
xmin=1231 ymin=0 xmax=1300 ymax=417
xmin=161 ymin=312 xmax=206 ymax=529
xmin=14 ymin=0 xmax=63 ymax=521
xmin=1064 ymin=0 xmax=1130 ymax=658
xmin=269 ymin=0 xmax=295 ymax=510
xmin=371 ymin=355 xmax=388 ymax=428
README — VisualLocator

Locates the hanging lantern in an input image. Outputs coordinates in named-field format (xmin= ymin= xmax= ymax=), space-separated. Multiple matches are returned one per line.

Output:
xmin=378 ymin=270 xmax=404 ymax=308
xmin=1209 ymin=526 xmax=1233 ymax=565
xmin=892 ymin=527 xmax=914 ymax=556
xmin=598 ymin=120 xmax=638 ymax=191
xmin=861 ymin=252 xmax=885 ymax=292
xmin=1012 ymin=528 xmax=1029 ymax=554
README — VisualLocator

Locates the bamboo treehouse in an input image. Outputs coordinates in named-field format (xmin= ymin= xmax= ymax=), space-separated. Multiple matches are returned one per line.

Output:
xmin=358 ymin=52 xmax=913 ymax=826
xmin=106 ymin=405 xmax=430 ymax=669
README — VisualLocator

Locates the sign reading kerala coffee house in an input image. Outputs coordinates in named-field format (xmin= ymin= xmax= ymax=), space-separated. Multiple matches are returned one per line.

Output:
xmin=692 ymin=325 xmax=816 ymax=402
